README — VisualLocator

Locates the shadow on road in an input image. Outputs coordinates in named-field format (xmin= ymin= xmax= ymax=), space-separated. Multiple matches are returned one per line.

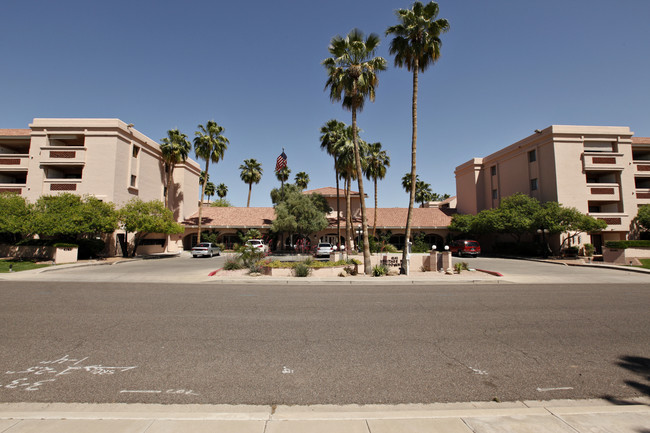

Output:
xmin=603 ymin=355 xmax=650 ymax=407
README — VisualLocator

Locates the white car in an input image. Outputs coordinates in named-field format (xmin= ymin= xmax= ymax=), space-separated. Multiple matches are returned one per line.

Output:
xmin=191 ymin=242 xmax=221 ymax=258
xmin=246 ymin=239 xmax=268 ymax=253
xmin=314 ymin=242 xmax=334 ymax=258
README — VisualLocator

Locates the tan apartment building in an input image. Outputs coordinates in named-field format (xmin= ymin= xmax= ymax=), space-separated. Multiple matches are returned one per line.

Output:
xmin=0 ymin=118 xmax=200 ymax=254
xmin=455 ymin=125 xmax=650 ymax=252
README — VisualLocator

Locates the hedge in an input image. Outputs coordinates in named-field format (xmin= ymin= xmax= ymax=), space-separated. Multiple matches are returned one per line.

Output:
xmin=605 ymin=240 xmax=650 ymax=249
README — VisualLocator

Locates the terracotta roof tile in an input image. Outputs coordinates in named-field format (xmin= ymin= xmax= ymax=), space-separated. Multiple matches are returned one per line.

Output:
xmin=303 ymin=187 xmax=359 ymax=196
xmin=184 ymin=207 xmax=276 ymax=228
xmin=0 ymin=129 xmax=31 ymax=137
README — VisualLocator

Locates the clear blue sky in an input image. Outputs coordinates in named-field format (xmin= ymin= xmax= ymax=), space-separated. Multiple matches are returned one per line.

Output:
xmin=3 ymin=0 xmax=649 ymax=207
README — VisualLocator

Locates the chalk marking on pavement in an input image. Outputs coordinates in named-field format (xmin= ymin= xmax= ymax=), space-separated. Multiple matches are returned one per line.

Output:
xmin=536 ymin=386 xmax=574 ymax=392
xmin=282 ymin=366 xmax=294 ymax=374
xmin=469 ymin=367 xmax=488 ymax=375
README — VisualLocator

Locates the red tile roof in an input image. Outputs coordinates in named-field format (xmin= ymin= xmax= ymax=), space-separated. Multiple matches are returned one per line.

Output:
xmin=184 ymin=206 xmax=453 ymax=230
xmin=183 ymin=207 xmax=276 ymax=228
xmin=0 ymin=129 xmax=31 ymax=137
xmin=632 ymin=137 xmax=650 ymax=145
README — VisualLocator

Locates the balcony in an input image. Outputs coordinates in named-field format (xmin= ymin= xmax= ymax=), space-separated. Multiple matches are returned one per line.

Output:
xmin=586 ymin=183 xmax=620 ymax=201
xmin=582 ymin=152 xmax=625 ymax=171
xmin=0 ymin=154 xmax=29 ymax=171
xmin=39 ymin=146 xmax=86 ymax=166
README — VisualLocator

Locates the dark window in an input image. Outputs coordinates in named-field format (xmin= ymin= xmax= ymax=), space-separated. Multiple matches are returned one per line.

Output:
xmin=132 ymin=146 xmax=140 ymax=158
xmin=492 ymin=189 xmax=498 ymax=199
xmin=490 ymin=166 xmax=496 ymax=176
xmin=530 ymin=178 xmax=538 ymax=191
xmin=130 ymin=175 xmax=137 ymax=187
xmin=528 ymin=150 xmax=537 ymax=163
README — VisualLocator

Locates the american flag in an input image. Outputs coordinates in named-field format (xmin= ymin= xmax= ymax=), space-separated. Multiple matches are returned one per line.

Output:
xmin=275 ymin=150 xmax=287 ymax=172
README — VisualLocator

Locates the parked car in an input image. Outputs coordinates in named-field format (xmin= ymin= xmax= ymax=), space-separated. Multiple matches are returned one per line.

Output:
xmin=449 ymin=239 xmax=481 ymax=257
xmin=314 ymin=242 xmax=334 ymax=258
xmin=246 ymin=239 xmax=269 ymax=254
xmin=191 ymin=242 xmax=221 ymax=258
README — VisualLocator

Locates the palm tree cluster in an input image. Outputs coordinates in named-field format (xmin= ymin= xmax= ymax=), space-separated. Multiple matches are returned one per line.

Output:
xmin=322 ymin=1 xmax=449 ymax=274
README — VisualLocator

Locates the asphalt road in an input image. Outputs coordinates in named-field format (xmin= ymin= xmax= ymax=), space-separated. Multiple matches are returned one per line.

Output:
xmin=0 ymin=281 xmax=647 ymax=405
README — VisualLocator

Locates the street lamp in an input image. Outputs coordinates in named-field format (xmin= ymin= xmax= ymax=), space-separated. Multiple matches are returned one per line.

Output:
xmin=537 ymin=228 xmax=550 ymax=258
xmin=355 ymin=226 xmax=362 ymax=252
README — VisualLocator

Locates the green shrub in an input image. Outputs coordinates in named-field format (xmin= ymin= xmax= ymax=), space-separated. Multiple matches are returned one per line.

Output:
xmin=223 ymin=257 xmax=243 ymax=270
xmin=52 ymin=242 xmax=78 ymax=248
xmin=248 ymin=261 xmax=264 ymax=274
xmin=382 ymin=243 xmax=398 ymax=253
xmin=605 ymin=240 xmax=650 ymax=249
xmin=583 ymin=243 xmax=595 ymax=257
xmin=454 ymin=262 xmax=469 ymax=273
xmin=293 ymin=262 xmax=311 ymax=277
xmin=372 ymin=264 xmax=388 ymax=277
xmin=343 ymin=265 xmax=358 ymax=276
xmin=238 ymin=245 xmax=265 ymax=267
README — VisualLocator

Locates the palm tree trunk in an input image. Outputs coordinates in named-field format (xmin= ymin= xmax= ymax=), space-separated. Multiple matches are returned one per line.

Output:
xmin=247 ymin=183 xmax=252 ymax=207
xmin=335 ymin=157 xmax=341 ymax=253
xmin=197 ymin=161 xmax=209 ymax=243
xmin=165 ymin=165 xmax=174 ymax=210
xmin=345 ymin=176 xmax=352 ymax=258
xmin=351 ymin=108 xmax=372 ymax=275
xmin=402 ymin=64 xmax=419 ymax=275
xmin=373 ymin=175 xmax=378 ymax=238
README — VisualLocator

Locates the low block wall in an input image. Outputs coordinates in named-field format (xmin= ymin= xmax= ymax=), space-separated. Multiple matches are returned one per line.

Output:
xmin=603 ymin=246 xmax=650 ymax=265
xmin=263 ymin=265 xmax=353 ymax=277
xmin=0 ymin=245 xmax=55 ymax=260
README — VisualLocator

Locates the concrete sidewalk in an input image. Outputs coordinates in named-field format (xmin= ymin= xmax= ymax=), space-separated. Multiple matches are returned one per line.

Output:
xmin=0 ymin=399 xmax=648 ymax=432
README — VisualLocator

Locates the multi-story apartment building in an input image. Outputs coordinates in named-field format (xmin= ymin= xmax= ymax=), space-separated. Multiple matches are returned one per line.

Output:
xmin=455 ymin=125 xmax=650 ymax=252
xmin=0 ymin=118 xmax=200 ymax=253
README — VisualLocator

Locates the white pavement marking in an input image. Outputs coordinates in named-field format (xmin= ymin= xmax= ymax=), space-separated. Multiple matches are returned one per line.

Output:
xmin=120 ymin=390 xmax=162 ymax=394
xmin=536 ymin=387 xmax=574 ymax=392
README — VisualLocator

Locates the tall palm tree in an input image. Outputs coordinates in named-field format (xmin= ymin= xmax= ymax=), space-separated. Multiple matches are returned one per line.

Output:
xmin=386 ymin=1 xmax=449 ymax=274
xmin=216 ymin=183 xmax=228 ymax=199
xmin=275 ymin=166 xmax=291 ymax=183
xmin=204 ymin=181 xmax=216 ymax=203
xmin=363 ymin=142 xmax=390 ymax=237
xmin=295 ymin=171 xmax=310 ymax=191
xmin=160 ymin=129 xmax=191 ymax=210
xmin=239 ymin=159 xmax=263 ymax=207
xmin=401 ymin=172 xmax=421 ymax=193
xmin=319 ymin=119 xmax=348 ymax=251
xmin=199 ymin=171 xmax=209 ymax=186
xmin=194 ymin=121 xmax=229 ymax=241
xmin=323 ymin=28 xmax=387 ymax=275
xmin=415 ymin=181 xmax=433 ymax=206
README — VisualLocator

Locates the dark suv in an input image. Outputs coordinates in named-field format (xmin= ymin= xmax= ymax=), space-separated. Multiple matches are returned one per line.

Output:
xmin=449 ymin=240 xmax=481 ymax=257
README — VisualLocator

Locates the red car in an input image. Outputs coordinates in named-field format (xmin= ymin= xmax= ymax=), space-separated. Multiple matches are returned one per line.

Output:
xmin=449 ymin=239 xmax=481 ymax=257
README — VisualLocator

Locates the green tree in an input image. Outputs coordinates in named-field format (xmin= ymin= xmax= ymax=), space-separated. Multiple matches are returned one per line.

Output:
xmin=199 ymin=171 xmax=209 ymax=186
xmin=448 ymin=213 xmax=475 ymax=235
xmin=387 ymin=1 xmax=449 ymax=274
xmin=204 ymin=181 xmax=216 ymax=203
xmin=210 ymin=198 xmax=232 ymax=207
xmin=0 ymin=192 xmax=32 ymax=242
xmin=271 ymin=185 xmax=331 ymax=241
xmin=118 ymin=199 xmax=183 ymax=257
xmin=295 ymin=171 xmax=310 ymax=190
xmin=160 ymin=129 xmax=191 ymax=210
xmin=30 ymin=193 xmax=118 ymax=240
xmin=323 ymin=28 xmax=387 ymax=275
xmin=216 ymin=183 xmax=228 ymax=199
xmin=194 ymin=121 xmax=229 ymax=243
xmin=636 ymin=204 xmax=650 ymax=231
xmin=319 ymin=119 xmax=348 ymax=250
xmin=363 ymin=142 xmax=390 ymax=237
xmin=239 ymin=158 xmax=263 ymax=207
xmin=415 ymin=181 xmax=433 ymax=206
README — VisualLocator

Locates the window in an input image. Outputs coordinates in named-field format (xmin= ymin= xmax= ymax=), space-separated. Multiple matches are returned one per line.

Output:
xmin=530 ymin=178 xmax=538 ymax=191
xmin=490 ymin=166 xmax=496 ymax=176
xmin=492 ymin=189 xmax=498 ymax=199
xmin=130 ymin=175 xmax=137 ymax=188
xmin=528 ymin=149 xmax=537 ymax=163
xmin=132 ymin=146 xmax=140 ymax=158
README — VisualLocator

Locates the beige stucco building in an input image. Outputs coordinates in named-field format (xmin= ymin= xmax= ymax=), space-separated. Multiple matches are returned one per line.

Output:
xmin=0 ymin=118 xmax=200 ymax=254
xmin=455 ymin=125 xmax=650 ymax=252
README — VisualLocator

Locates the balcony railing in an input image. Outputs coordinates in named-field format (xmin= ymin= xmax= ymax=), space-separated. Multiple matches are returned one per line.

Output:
xmin=0 ymin=154 xmax=29 ymax=170
xmin=633 ymin=161 xmax=650 ymax=176
xmin=586 ymin=183 xmax=620 ymax=201
xmin=582 ymin=152 xmax=625 ymax=171
xmin=0 ymin=184 xmax=25 ymax=195
xmin=587 ymin=212 xmax=629 ymax=229
xmin=39 ymin=146 xmax=86 ymax=165
xmin=42 ymin=179 xmax=82 ymax=192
